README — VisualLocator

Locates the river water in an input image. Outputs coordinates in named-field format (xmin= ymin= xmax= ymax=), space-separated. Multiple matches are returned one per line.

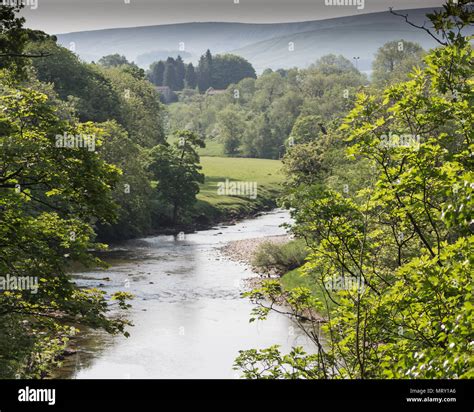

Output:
xmin=58 ymin=209 xmax=311 ymax=379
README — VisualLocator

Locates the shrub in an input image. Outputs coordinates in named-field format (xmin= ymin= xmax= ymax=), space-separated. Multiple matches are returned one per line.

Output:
xmin=252 ymin=239 xmax=308 ymax=275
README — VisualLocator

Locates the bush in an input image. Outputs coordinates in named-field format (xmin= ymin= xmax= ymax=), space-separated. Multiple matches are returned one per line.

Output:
xmin=252 ymin=239 xmax=308 ymax=275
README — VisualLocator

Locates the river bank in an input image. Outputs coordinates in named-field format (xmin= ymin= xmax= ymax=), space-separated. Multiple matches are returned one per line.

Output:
xmin=219 ymin=234 xmax=290 ymax=288
xmin=152 ymin=201 xmax=278 ymax=236
xmin=220 ymin=232 xmax=327 ymax=323
xmin=189 ymin=156 xmax=284 ymax=233
xmin=98 ymin=155 xmax=284 ymax=242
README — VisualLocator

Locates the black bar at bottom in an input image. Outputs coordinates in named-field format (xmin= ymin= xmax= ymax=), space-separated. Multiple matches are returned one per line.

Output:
xmin=0 ymin=379 xmax=471 ymax=410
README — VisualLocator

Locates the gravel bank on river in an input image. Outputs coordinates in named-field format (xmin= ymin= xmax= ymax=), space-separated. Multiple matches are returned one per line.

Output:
xmin=219 ymin=235 xmax=291 ymax=288
xmin=220 ymin=234 xmax=325 ymax=323
xmin=219 ymin=235 xmax=289 ymax=267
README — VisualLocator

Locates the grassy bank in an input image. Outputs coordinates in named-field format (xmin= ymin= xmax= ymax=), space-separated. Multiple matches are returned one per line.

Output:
xmin=194 ymin=156 xmax=285 ymax=224
xmin=220 ymin=233 xmax=334 ymax=317
xmin=281 ymin=268 xmax=335 ymax=316
xmin=248 ymin=238 xmax=334 ymax=316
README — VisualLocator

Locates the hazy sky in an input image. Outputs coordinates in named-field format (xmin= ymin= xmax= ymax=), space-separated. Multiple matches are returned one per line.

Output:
xmin=19 ymin=0 xmax=444 ymax=34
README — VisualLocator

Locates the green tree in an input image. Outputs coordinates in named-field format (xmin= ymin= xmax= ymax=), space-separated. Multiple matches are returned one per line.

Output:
xmin=184 ymin=62 xmax=197 ymax=89
xmin=95 ymin=121 xmax=154 ymax=240
xmin=216 ymin=105 xmax=245 ymax=155
xmin=148 ymin=130 xmax=205 ymax=224
xmin=98 ymin=53 xmax=130 ymax=67
xmin=98 ymin=65 xmax=165 ymax=148
xmin=163 ymin=60 xmax=177 ymax=90
xmin=282 ymin=140 xmax=329 ymax=187
xmin=288 ymin=114 xmax=323 ymax=145
xmin=372 ymin=39 xmax=425 ymax=87
xmin=233 ymin=77 xmax=256 ymax=106
xmin=299 ymin=54 xmax=366 ymax=119
xmin=26 ymin=39 xmax=122 ymax=123
xmin=197 ymin=49 xmax=212 ymax=93
xmin=167 ymin=100 xmax=202 ymax=133
xmin=268 ymin=90 xmax=303 ymax=153
xmin=312 ymin=54 xmax=360 ymax=75
xmin=0 ymin=4 xmax=26 ymax=73
xmin=175 ymin=55 xmax=186 ymax=90
xmin=148 ymin=60 xmax=165 ymax=86
xmin=0 ymin=75 xmax=132 ymax=378
xmin=248 ymin=114 xmax=279 ymax=159
xmin=252 ymin=71 xmax=286 ymax=111
xmin=0 ymin=3 xmax=49 ymax=77
xmin=211 ymin=54 xmax=256 ymax=90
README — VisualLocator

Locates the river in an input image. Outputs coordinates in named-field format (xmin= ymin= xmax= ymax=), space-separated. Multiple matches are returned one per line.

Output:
xmin=57 ymin=209 xmax=311 ymax=379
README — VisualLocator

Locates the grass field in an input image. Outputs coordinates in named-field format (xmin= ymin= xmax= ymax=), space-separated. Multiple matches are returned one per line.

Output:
xmin=195 ymin=156 xmax=285 ymax=221
xmin=168 ymin=135 xmax=224 ymax=157
xmin=198 ymin=138 xmax=224 ymax=157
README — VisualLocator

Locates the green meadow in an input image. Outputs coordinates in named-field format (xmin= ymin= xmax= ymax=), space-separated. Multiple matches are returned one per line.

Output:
xmin=195 ymin=156 xmax=285 ymax=221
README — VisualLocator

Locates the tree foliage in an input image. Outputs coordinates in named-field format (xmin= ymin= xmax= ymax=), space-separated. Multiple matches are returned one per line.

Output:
xmin=372 ymin=39 xmax=425 ymax=87
xmin=148 ymin=130 xmax=205 ymax=224
xmin=168 ymin=54 xmax=366 ymax=159
xmin=211 ymin=53 xmax=257 ymax=89
xmin=0 ymin=74 xmax=132 ymax=378
xmin=26 ymin=39 xmax=122 ymax=123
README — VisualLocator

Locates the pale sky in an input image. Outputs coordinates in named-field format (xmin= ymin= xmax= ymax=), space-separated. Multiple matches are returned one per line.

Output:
xmin=19 ymin=0 xmax=445 ymax=34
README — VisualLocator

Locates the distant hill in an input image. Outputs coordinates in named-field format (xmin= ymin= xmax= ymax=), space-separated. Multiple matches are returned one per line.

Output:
xmin=56 ymin=8 xmax=468 ymax=73
xmin=230 ymin=9 xmax=452 ymax=73
xmin=56 ymin=20 xmax=324 ymax=67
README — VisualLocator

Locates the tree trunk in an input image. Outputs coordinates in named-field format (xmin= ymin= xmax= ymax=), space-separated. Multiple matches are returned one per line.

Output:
xmin=172 ymin=202 xmax=178 ymax=224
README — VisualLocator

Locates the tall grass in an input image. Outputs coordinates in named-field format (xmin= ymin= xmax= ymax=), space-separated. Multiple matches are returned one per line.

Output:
xmin=252 ymin=239 xmax=308 ymax=275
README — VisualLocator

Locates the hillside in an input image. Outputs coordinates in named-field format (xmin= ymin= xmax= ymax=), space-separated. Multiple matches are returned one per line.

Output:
xmin=56 ymin=20 xmax=324 ymax=66
xmin=54 ymin=8 xmax=451 ymax=72
xmin=231 ymin=12 xmax=446 ymax=73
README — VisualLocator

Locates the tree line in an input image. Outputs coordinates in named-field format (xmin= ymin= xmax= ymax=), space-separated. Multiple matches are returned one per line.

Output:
xmin=147 ymin=49 xmax=256 ymax=94
xmin=167 ymin=40 xmax=424 ymax=159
